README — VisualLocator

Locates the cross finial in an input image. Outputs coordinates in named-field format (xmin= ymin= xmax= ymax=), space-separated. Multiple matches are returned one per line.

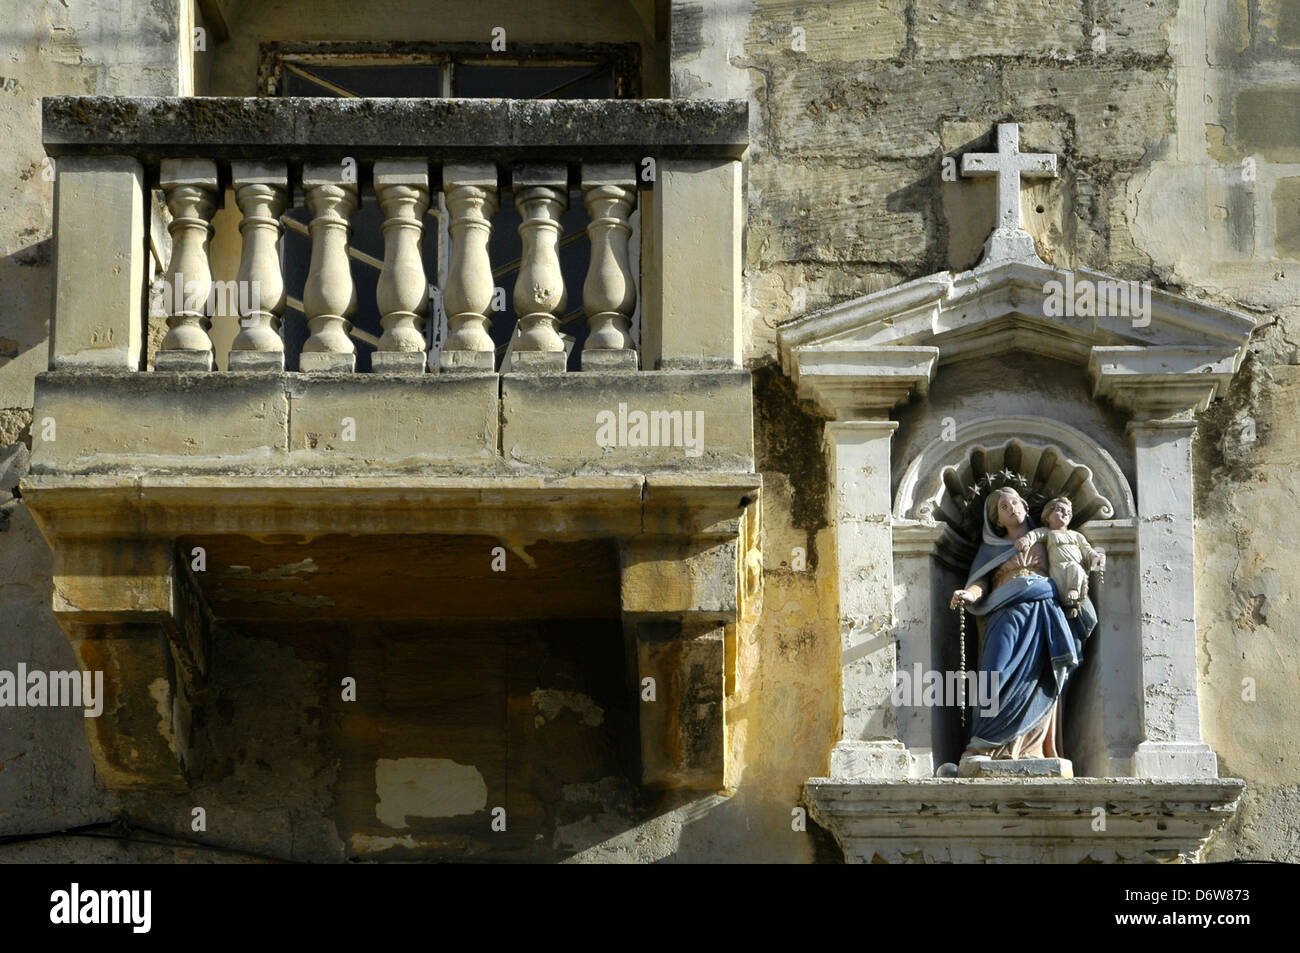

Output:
xmin=960 ymin=123 xmax=1058 ymax=265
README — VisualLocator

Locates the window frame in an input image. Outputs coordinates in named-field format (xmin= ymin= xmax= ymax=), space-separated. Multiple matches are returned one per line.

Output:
xmin=257 ymin=40 xmax=642 ymax=99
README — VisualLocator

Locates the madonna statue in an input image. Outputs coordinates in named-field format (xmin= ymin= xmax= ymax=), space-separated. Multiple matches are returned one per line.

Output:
xmin=947 ymin=486 xmax=1102 ymax=761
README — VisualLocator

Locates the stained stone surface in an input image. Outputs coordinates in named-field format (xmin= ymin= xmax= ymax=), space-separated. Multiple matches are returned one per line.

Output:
xmin=42 ymin=96 xmax=750 ymax=162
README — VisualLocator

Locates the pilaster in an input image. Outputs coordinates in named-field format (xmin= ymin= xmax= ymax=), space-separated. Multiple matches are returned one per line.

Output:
xmin=826 ymin=419 xmax=909 ymax=779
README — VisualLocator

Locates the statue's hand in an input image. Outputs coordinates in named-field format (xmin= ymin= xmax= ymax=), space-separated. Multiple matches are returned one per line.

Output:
xmin=1015 ymin=535 xmax=1033 ymax=553
xmin=1092 ymin=549 xmax=1106 ymax=571
xmin=949 ymin=589 xmax=974 ymax=610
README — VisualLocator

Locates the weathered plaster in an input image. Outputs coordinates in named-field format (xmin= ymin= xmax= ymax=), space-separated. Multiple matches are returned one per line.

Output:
xmin=374 ymin=758 xmax=489 ymax=826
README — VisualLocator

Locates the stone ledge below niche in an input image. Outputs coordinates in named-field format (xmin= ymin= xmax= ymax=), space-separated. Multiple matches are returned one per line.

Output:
xmin=803 ymin=777 xmax=1244 ymax=864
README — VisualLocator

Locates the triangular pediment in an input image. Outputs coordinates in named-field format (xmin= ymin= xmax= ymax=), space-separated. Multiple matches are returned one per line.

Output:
xmin=777 ymin=261 xmax=1256 ymax=419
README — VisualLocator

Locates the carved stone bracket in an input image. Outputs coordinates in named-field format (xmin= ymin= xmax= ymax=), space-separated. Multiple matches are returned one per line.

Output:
xmin=619 ymin=483 xmax=760 ymax=793
xmin=804 ymin=778 xmax=1245 ymax=863
xmin=47 ymin=537 xmax=211 ymax=789
xmin=779 ymin=345 xmax=938 ymax=420
xmin=1089 ymin=346 xmax=1240 ymax=420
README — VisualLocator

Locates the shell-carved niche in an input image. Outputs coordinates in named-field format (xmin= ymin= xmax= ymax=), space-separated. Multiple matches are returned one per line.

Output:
xmin=918 ymin=439 xmax=1114 ymax=566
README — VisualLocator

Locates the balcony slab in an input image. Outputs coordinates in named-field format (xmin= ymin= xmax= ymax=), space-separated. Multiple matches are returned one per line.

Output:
xmin=22 ymin=473 xmax=759 ymax=542
xmin=285 ymin=372 xmax=497 ymax=467
xmin=29 ymin=370 xmax=502 ymax=473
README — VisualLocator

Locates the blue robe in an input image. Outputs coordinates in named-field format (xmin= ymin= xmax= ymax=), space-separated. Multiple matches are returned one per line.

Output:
xmin=963 ymin=537 xmax=1097 ymax=748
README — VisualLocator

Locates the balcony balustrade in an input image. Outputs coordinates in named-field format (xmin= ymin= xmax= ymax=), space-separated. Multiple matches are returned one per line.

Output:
xmin=25 ymin=96 xmax=760 ymax=794
xmin=32 ymin=96 xmax=757 ymax=492
xmin=43 ymin=96 xmax=747 ymax=375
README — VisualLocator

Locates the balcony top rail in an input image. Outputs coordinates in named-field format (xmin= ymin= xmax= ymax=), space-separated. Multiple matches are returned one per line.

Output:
xmin=43 ymin=96 xmax=749 ymax=164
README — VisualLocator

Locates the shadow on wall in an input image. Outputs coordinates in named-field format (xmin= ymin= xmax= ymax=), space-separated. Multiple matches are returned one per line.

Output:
xmin=69 ymin=590 xmax=845 ymax=864
xmin=0 ymin=222 xmax=116 ymax=851
xmin=0 ymin=507 xmax=114 ymax=844
xmin=100 ymin=615 xmax=831 ymax=863
xmin=1 ymin=236 xmax=54 ymax=406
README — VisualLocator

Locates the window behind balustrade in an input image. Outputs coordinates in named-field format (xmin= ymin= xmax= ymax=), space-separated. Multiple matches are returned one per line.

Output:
xmin=260 ymin=43 xmax=639 ymax=371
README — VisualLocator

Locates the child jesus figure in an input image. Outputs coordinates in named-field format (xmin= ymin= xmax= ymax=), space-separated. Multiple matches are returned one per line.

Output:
xmin=1015 ymin=496 xmax=1106 ymax=618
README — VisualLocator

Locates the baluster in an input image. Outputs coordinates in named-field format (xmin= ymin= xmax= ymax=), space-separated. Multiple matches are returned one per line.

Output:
xmin=511 ymin=165 xmax=568 ymax=371
xmin=156 ymin=158 xmax=218 ymax=371
xmin=372 ymin=159 xmax=431 ymax=373
xmin=580 ymin=164 xmax=638 ymax=370
xmin=300 ymin=162 xmax=359 ymax=372
xmin=228 ymin=161 xmax=287 ymax=371
xmin=441 ymin=164 xmax=499 ymax=371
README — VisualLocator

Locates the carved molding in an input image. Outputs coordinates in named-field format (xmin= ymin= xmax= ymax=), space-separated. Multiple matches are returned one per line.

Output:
xmin=896 ymin=423 xmax=1129 ymax=568
xmin=895 ymin=416 xmax=1134 ymax=521
xmin=1089 ymin=345 xmax=1240 ymax=419
xmin=778 ymin=260 xmax=1255 ymax=377
xmin=782 ymin=345 xmax=938 ymax=419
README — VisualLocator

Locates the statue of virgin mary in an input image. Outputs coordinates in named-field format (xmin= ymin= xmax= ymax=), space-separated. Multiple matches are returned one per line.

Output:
xmin=948 ymin=486 xmax=1099 ymax=760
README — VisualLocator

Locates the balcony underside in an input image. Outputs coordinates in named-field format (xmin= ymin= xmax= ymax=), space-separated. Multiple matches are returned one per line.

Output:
xmin=179 ymin=534 xmax=623 ymax=623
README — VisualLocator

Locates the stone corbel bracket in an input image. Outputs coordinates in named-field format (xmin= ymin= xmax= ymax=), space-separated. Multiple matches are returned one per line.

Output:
xmin=782 ymin=346 xmax=939 ymax=420
xmin=50 ymin=537 xmax=209 ymax=790
xmin=1089 ymin=345 xmax=1241 ymax=420
xmin=621 ymin=477 xmax=761 ymax=793
xmin=804 ymin=777 xmax=1246 ymax=864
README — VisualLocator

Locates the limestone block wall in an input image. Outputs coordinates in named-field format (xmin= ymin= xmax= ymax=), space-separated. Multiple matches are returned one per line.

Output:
xmin=0 ymin=0 xmax=189 ymax=849
xmin=728 ymin=0 xmax=1300 ymax=860
xmin=1 ymin=0 xmax=1297 ymax=862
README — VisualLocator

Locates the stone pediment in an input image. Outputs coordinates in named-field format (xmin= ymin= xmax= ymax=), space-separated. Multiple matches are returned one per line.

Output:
xmin=778 ymin=259 xmax=1255 ymax=419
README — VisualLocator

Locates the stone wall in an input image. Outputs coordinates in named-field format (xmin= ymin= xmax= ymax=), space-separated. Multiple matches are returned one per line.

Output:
xmin=0 ymin=0 xmax=188 ymax=849
xmin=730 ymin=0 xmax=1300 ymax=860
xmin=1 ymin=0 xmax=1296 ymax=862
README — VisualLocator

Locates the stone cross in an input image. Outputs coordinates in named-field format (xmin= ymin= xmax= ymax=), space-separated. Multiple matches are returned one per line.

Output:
xmin=961 ymin=123 xmax=1058 ymax=264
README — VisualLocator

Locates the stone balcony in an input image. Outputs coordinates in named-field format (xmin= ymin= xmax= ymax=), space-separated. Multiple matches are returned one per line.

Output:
xmin=25 ymin=96 xmax=758 ymax=797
